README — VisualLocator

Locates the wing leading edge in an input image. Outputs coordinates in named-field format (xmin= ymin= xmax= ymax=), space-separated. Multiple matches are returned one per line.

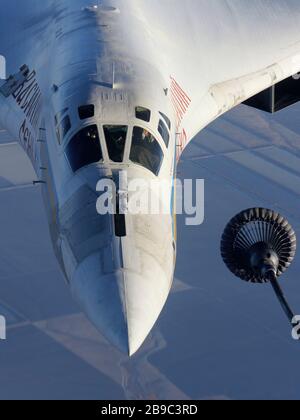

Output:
xmin=149 ymin=0 xmax=300 ymax=156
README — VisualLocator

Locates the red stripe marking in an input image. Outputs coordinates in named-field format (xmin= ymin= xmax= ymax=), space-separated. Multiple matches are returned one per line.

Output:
xmin=170 ymin=82 xmax=191 ymax=108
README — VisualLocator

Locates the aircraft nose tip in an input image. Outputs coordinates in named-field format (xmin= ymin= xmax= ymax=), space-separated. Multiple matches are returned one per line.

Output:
xmin=70 ymin=253 xmax=171 ymax=356
xmin=71 ymin=261 xmax=130 ymax=354
xmin=122 ymin=269 xmax=171 ymax=356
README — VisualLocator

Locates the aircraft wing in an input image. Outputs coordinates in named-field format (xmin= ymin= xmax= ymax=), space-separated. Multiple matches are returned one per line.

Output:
xmin=2 ymin=0 xmax=300 ymax=141
xmin=153 ymin=0 xmax=300 ymax=155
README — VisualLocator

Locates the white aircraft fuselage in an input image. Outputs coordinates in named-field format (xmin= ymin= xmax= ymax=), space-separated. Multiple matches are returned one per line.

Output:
xmin=2 ymin=0 xmax=300 ymax=355
xmin=1 ymin=0 xmax=179 ymax=355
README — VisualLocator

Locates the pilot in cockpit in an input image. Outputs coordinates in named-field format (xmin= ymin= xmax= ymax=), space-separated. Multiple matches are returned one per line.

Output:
xmin=130 ymin=127 xmax=163 ymax=175
xmin=86 ymin=126 xmax=98 ymax=141
xmin=141 ymin=129 xmax=155 ymax=143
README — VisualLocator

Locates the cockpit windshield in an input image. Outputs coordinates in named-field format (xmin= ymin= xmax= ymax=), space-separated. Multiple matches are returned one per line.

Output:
xmin=130 ymin=127 xmax=163 ymax=176
xmin=65 ymin=125 xmax=103 ymax=172
xmin=104 ymin=125 xmax=127 ymax=163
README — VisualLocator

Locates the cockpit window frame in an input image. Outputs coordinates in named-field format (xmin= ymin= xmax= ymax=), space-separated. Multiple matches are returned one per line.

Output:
xmin=129 ymin=126 xmax=164 ymax=176
xmin=56 ymin=114 xmax=71 ymax=145
xmin=159 ymin=112 xmax=171 ymax=130
xmin=65 ymin=124 xmax=103 ymax=173
xmin=135 ymin=106 xmax=151 ymax=123
xmin=78 ymin=104 xmax=95 ymax=120
xmin=158 ymin=119 xmax=170 ymax=148
xmin=54 ymin=108 xmax=69 ymax=126
xmin=103 ymin=125 xmax=128 ymax=163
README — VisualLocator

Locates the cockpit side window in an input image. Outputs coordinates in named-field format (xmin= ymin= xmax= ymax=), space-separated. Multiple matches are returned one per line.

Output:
xmin=55 ymin=108 xmax=68 ymax=126
xmin=78 ymin=105 xmax=95 ymax=120
xmin=130 ymin=127 xmax=163 ymax=176
xmin=158 ymin=119 xmax=170 ymax=148
xmin=65 ymin=125 xmax=103 ymax=172
xmin=56 ymin=115 xmax=71 ymax=144
xmin=159 ymin=112 xmax=171 ymax=130
xmin=135 ymin=107 xmax=151 ymax=123
xmin=103 ymin=125 xmax=127 ymax=163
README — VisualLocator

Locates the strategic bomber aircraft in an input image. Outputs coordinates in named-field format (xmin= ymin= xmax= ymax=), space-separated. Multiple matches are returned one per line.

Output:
xmin=1 ymin=0 xmax=300 ymax=356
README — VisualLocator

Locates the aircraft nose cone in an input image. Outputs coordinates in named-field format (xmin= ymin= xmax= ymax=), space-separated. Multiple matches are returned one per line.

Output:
xmin=70 ymin=253 xmax=171 ymax=356
xmin=71 ymin=256 xmax=129 ymax=354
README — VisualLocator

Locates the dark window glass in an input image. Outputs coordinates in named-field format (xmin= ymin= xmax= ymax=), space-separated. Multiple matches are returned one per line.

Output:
xmin=130 ymin=127 xmax=163 ymax=176
xmin=135 ymin=107 xmax=151 ymax=122
xmin=159 ymin=112 xmax=171 ymax=130
xmin=57 ymin=115 xmax=71 ymax=144
xmin=65 ymin=125 xmax=102 ymax=172
xmin=103 ymin=125 xmax=127 ymax=163
xmin=158 ymin=119 xmax=170 ymax=148
xmin=55 ymin=108 xmax=68 ymax=126
xmin=78 ymin=104 xmax=95 ymax=120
